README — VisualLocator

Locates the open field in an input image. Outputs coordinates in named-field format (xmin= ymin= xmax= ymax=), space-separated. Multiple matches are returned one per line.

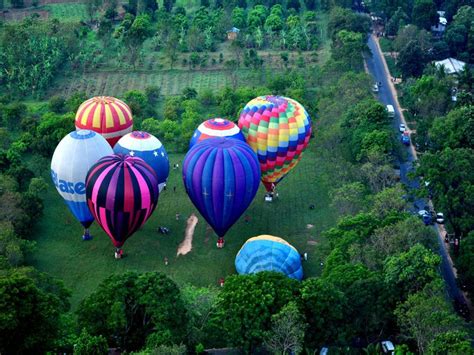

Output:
xmin=30 ymin=144 xmax=337 ymax=309
xmin=40 ymin=3 xmax=87 ymax=21
xmin=53 ymin=69 xmax=256 ymax=97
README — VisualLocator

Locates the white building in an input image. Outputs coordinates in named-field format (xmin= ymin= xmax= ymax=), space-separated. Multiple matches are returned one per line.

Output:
xmin=434 ymin=58 xmax=466 ymax=75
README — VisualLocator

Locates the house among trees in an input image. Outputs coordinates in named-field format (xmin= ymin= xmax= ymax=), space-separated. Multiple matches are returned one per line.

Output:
xmin=434 ymin=58 xmax=466 ymax=75
xmin=227 ymin=27 xmax=240 ymax=41
xmin=431 ymin=11 xmax=447 ymax=37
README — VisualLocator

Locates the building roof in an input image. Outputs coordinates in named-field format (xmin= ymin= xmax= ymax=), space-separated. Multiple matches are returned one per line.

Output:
xmin=227 ymin=27 xmax=240 ymax=33
xmin=434 ymin=58 xmax=466 ymax=74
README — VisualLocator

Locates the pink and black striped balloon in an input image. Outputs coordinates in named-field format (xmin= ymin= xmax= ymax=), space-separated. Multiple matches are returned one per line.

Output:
xmin=85 ymin=154 xmax=159 ymax=249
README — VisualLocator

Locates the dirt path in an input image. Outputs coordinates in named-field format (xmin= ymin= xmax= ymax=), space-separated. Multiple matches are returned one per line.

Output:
xmin=177 ymin=213 xmax=198 ymax=257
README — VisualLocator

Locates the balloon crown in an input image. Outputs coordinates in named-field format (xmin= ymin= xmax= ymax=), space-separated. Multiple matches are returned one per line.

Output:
xmin=131 ymin=131 xmax=151 ymax=139
xmin=91 ymin=96 xmax=119 ymax=104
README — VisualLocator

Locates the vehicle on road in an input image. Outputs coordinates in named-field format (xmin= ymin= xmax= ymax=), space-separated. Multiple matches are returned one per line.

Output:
xmin=401 ymin=131 xmax=410 ymax=145
xmin=418 ymin=210 xmax=433 ymax=225
xmin=372 ymin=84 xmax=379 ymax=93
xmin=381 ymin=340 xmax=395 ymax=354
xmin=399 ymin=123 xmax=406 ymax=132
xmin=386 ymin=104 xmax=395 ymax=117
xmin=436 ymin=212 xmax=445 ymax=224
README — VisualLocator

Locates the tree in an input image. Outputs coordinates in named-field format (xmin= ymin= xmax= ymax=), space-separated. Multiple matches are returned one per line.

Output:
xmin=74 ymin=329 xmax=108 ymax=355
xmin=395 ymin=280 xmax=462 ymax=354
xmin=201 ymin=0 xmax=210 ymax=6
xmin=427 ymin=331 xmax=474 ymax=355
xmin=304 ymin=0 xmax=316 ymax=10
xmin=0 ymin=267 xmax=70 ymax=354
xmin=331 ymin=30 xmax=368 ymax=71
xmin=364 ymin=216 xmax=436 ymax=269
xmin=264 ymin=302 xmax=306 ymax=355
xmin=299 ymin=278 xmax=347 ymax=349
xmin=330 ymin=182 xmax=366 ymax=216
xmin=232 ymin=7 xmax=246 ymax=28
xmin=123 ymin=90 xmax=150 ymax=117
xmin=397 ymin=41 xmax=425 ymax=78
xmin=445 ymin=6 xmax=474 ymax=62
xmin=412 ymin=0 xmax=438 ymax=31
xmin=371 ymin=184 xmax=407 ymax=218
xmin=181 ymin=286 xmax=218 ymax=348
xmin=85 ymin=0 xmax=103 ymax=22
xmin=287 ymin=0 xmax=301 ymax=11
xmin=416 ymin=148 xmax=474 ymax=236
xmin=163 ymin=0 xmax=175 ymax=12
xmin=386 ymin=7 xmax=408 ymax=36
xmin=429 ymin=105 xmax=474 ymax=151
xmin=211 ymin=272 xmax=300 ymax=352
xmin=77 ymin=271 xmax=188 ymax=352
xmin=384 ymin=244 xmax=441 ymax=297
xmin=121 ymin=14 xmax=154 ymax=67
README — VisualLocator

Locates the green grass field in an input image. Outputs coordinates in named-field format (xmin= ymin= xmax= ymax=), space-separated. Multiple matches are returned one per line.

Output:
xmin=41 ymin=3 xmax=87 ymax=22
xmin=54 ymin=69 xmax=253 ymax=97
xmin=30 ymin=144 xmax=337 ymax=309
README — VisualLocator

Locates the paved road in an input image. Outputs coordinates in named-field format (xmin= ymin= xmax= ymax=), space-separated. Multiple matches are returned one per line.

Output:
xmin=365 ymin=35 xmax=470 ymax=320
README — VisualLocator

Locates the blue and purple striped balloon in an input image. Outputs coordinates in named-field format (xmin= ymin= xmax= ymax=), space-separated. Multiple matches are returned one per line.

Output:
xmin=182 ymin=138 xmax=260 ymax=241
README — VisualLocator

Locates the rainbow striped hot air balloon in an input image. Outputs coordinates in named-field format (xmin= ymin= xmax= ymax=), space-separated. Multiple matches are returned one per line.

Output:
xmin=182 ymin=138 xmax=260 ymax=248
xmin=238 ymin=96 xmax=312 ymax=193
xmin=85 ymin=154 xmax=159 ymax=258
xmin=75 ymin=96 xmax=133 ymax=147
xmin=189 ymin=118 xmax=245 ymax=149
xmin=235 ymin=235 xmax=303 ymax=280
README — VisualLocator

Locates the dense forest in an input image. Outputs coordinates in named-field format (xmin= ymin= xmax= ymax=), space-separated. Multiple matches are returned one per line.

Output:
xmin=0 ymin=0 xmax=473 ymax=354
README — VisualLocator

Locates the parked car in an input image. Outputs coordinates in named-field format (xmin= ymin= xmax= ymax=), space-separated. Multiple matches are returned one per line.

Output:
xmin=372 ymin=84 xmax=379 ymax=93
xmin=381 ymin=340 xmax=395 ymax=354
xmin=386 ymin=104 xmax=395 ymax=117
xmin=401 ymin=131 xmax=410 ymax=146
xmin=399 ymin=123 xmax=406 ymax=132
xmin=418 ymin=210 xmax=433 ymax=225
xmin=436 ymin=212 xmax=444 ymax=224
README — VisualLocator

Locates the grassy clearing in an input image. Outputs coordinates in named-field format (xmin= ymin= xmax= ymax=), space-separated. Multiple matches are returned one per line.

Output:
xmin=53 ymin=69 xmax=255 ymax=97
xmin=379 ymin=37 xmax=394 ymax=53
xmin=30 ymin=143 xmax=336 ymax=309
xmin=40 ymin=3 xmax=87 ymax=21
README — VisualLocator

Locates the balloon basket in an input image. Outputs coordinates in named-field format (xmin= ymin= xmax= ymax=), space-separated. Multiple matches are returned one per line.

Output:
xmin=82 ymin=234 xmax=93 ymax=241
xmin=264 ymin=193 xmax=273 ymax=202
xmin=114 ymin=248 xmax=123 ymax=259
xmin=216 ymin=238 xmax=225 ymax=249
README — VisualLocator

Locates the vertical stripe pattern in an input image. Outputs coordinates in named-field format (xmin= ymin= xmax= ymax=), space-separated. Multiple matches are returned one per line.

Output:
xmin=238 ymin=96 xmax=312 ymax=191
xmin=85 ymin=154 xmax=159 ymax=248
xmin=75 ymin=96 xmax=133 ymax=147
xmin=235 ymin=235 xmax=303 ymax=280
xmin=182 ymin=138 xmax=260 ymax=238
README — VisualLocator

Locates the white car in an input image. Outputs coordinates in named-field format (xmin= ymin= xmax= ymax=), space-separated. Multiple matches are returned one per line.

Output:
xmin=399 ymin=123 xmax=406 ymax=132
xmin=436 ymin=212 xmax=445 ymax=224
xmin=381 ymin=341 xmax=395 ymax=354
xmin=372 ymin=84 xmax=379 ymax=93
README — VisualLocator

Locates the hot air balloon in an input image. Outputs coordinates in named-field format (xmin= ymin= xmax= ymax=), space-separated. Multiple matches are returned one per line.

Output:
xmin=189 ymin=118 xmax=245 ymax=149
xmin=75 ymin=96 xmax=133 ymax=147
xmin=114 ymin=131 xmax=169 ymax=193
xmin=182 ymin=138 xmax=260 ymax=248
xmin=85 ymin=154 xmax=159 ymax=258
xmin=51 ymin=130 xmax=113 ymax=240
xmin=235 ymin=235 xmax=303 ymax=280
xmin=238 ymin=96 xmax=312 ymax=195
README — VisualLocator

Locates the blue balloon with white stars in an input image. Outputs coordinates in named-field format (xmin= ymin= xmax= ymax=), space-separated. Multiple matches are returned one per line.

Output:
xmin=114 ymin=131 xmax=170 ymax=192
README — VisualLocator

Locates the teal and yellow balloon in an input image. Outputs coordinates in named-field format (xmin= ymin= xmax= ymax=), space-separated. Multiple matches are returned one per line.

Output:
xmin=235 ymin=235 xmax=304 ymax=280
xmin=238 ymin=96 xmax=312 ymax=192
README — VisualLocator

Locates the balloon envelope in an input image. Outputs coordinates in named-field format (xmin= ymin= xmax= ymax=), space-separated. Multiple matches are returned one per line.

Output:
xmin=189 ymin=118 xmax=245 ymax=149
xmin=114 ymin=131 xmax=169 ymax=192
xmin=51 ymin=130 xmax=113 ymax=228
xmin=75 ymin=96 xmax=133 ymax=147
xmin=238 ymin=96 xmax=312 ymax=192
xmin=182 ymin=138 xmax=260 ymax=238
xmin=86 ymin=154 xmax=159 ymax=248
xmin=235 ymin=235 xmax=303 ymax=280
